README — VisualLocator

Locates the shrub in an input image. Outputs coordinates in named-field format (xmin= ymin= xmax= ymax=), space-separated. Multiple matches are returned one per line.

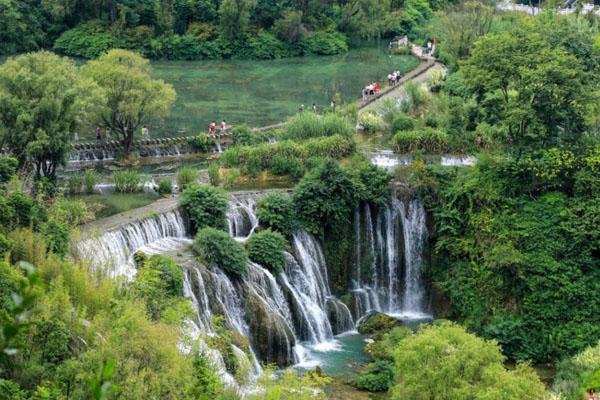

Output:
xmin=303 ymin=135 xmax=355 ymax=159
xmin=270 ymin=156 xmax=305 ymax=179
xmin=113 ymin=170 xmax=142 ymax=193
xmin=301 ymin=31 xmax=348 ymax=55
xmin=256 ymin=192 xmax=296 ymax=236
xmin=0 ymin=156 xmax=18 ymax=184
xmin=53 ymin=21 xmax=125 ymax=59
xmin=179 ymin=184 xmax=229 ymax=232
xmin=189 ymin=133 xmax=215 ymax=152
xmin=66 ymin=174 xmax=83 ymax=194
xmin=392 ymin=128 xmax=448 ymax=154
xmin=553 ymin=340 xmax=600 ymax=399
xmin=208 ymin=163 xmax=221 ymax=186
xmin=284 ymin=112 xmax=352 ymax=140
xmin=246 ymin=230 xmax=287 ymax=273
xmin=231 ymin=125 xmax=253 ymax=146
xmin=83 ymin=169 xmax=98 ymax=194
xmin=41 ymin=220 xmax=70 ymax=257
xmin=355 ymin=360 xmax=395 ymax=392
xmin=400 ymin=81 xmax=429 ymax=112
xmin=245 ymin=31 xmax=286 ymax=59
xmin=351 ymin=163 xmax=391 ymax=205
xmin=358 ymin=112 xmax=384 ymax=133
xmin=193 ymin=227 xmax=248 ymax=275
xmin=176 ymin=167 xmax=198 ymax=190
xmin=391 ymin=114 xmax=417 ymax=132
xmin=357 ymin=312 xmax=401 ymax=338
xmin=157 ymin=179 xmax=172 ymax=195
xmin=293 ymin=160 xmax=357 ymax=234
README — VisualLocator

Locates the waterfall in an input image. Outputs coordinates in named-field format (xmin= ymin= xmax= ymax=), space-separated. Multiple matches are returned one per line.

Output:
xmin=76 ymin=209 xmax=190 ymax=278
xmin=228 ymin=194 xmax=259 ymax=241
xmin=350 ymin=197 xmax=429 ymax=319
xmin=398 ymin=198 xmax=428 ymax=317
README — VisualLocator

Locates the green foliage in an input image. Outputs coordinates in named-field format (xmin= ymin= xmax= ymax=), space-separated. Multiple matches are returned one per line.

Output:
xmin=350 ymin=163 xmax=392 ymax=205
xmin=283 ymin=112 xmax=353 ymax=141
xmin=208 ymin=163 xmax=221 ymax=186
xmin=83 ymin=170 xmax=99 ymax=194
xmin=0 ymin=157 xmax=18 ymax=184
xmin=176 ymin=167 xmax=199 ymax=190
xmin=0 ymin=51 xmax=102 ymax=179
xmin=391 ymin=114 xmax=417 ymax=132
xmin=189 ymin=353 xmax=224 ymax=399
xmin=67 ymin=173 xmax=84 ymax=195
xmin=256 ymin=192 xmax=297 ymax=236
xmin=355 ymin=360 xmax=394 ymax=392
xmin=40 ymin=220 xmax=70 ymax=257
xmin=391 ymin=322 xmax=547 ymax=400
xmin=553 ymin=340 xmax=600 ymax=399
xmin=54 ymin=22 xmax=125 ymax=58
xmin=179 ymin=184 xmax=229 ymax=232
xmin=247 ymin=229 xmax=287 ymax=273
xmin=83 ymin=49 xmax=176 ymax=155
xmin=248 ymin=368 xmax=329 ymax=400
xmin=113 ymin=170 xmax=142 ymax=193
xmin=189 ymin=132 xmax=215 ymax=152
xmin=357 ymin=312 xmax=401 ymax=338
xmin=392 ymin=128 xmax=448 ymax=153
xmin=358 ymin=112 xmax=385 ymax=133
xmin=301 ymin=31 xmax=348 ymax=55
xmin=132 ymin=255 xmax=184 ymax=321
xmin=293 ymin=160 xmax=357 ymax=234
xmin=157 ymin=178 xmax=173 ymax=195
xmin=193 ymin=227 xmax=248 ymax=276
xmin=230 ymin=125 xmax=254 ymax=146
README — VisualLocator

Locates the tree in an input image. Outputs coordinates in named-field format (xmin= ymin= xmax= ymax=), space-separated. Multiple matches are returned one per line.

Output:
xmin=0 ymin=51 xmax=102 ymax=179
xmin=219 ymin=0 xmax=257 ymax=41
xmin=391 ymin=322 xmax=547 ymax=400
xmin=82 ymin=49 xmax=176 ymax=156
xmin=462 ymin=27 xmax=594 ymax=152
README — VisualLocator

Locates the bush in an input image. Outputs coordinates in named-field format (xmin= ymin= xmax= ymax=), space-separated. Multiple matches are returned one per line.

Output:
xmin=246 ymin=230 xmax=287 ymax=273
xmin=351 ymin=163 xmax=391 ymax=205
xmin=41 ymin=220 xmax=69 ymax=256
xmin=553 ymin=340 xmax=600 ymax=399
xmin=208 ymin=163 xmax=221 ymax=186
xmin=303 ymin=135 xmax=355 ymax=159
xmin=358 ymin=112 xmax=384 ymax=133
xmin=256 ymin=192 xmax=297 ymax=236
xmin=293 ymin=160 xmax=357 ymax=234
xmin=245 ymin=31 xmax=286 ymax=59
xmin=113 ymin=170 xmax=142 ymax=193
xmin=231 ymin=125 xmax=253 ymax=146
xmin=392 ymin=128 xmax=448 ymax=154
xmin=53 ymin=21 xmax=125 ymax=59
xmin=193 ymin=227 xmax=248 ymax=276
xmin=357 ymin=312 xmax=401 ymax=338
xmin=355 ymin=360 xmax=395 ymax=392
xmin=270 ymin=156 xmax=305 ymax=179
xmin=301 ymin=31 xmax=348 ymax=55
xmin=83 ymin=169 xmax=98 ymax=194
xmin=179 ymin=184 xmax=229 ymax=232
xmin=157 ymin=179 xmax=172 ymax=195
xmin=176 ymin=167 xmax=198 ymax=190
xmin=0 ymin=157 xmax=18 ymax=184
xmin=66 ymin=174 xmax=83 ymax=194
xmin=284 ymin=112 xmax=352 ymax=140
xmin=189 ymin=133 xmax=215 ymax=152
xmin=391 ymin=114 xmax=417 ymax=132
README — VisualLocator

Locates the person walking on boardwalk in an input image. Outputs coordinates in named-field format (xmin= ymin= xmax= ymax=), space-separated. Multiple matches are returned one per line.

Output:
xmin=220 ymin=120 xmax=227 ymax=135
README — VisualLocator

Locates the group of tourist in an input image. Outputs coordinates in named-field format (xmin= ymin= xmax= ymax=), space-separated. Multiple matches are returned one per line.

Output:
xmin=588 ymin=389 xmax=598 ymax=400
xmin=387 ymin=70 xmax=403 ymax=86
xmin=208 ymin=120 xmax=227 ymax=137
xmin=362 ymin=82 xmax=382 ymax=100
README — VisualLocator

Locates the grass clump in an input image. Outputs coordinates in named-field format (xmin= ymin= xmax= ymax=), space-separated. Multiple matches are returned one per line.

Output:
xmin=392 ymin=128 xmax=448 ymax=154
xmin=113 ymin=170 xmax=142 ymax=193
xmin=193 ymin=227 xmax=248 ymax=276
xmin=246 ymin=229 xmax=287 ymax=274
xmin=157 ymin=178 xmax=172 ymax=195
xmin=256 ymin=192 xmax=297 ymax=236
xmin=283 ymin=112 xmax=352 ymax=140
xmin=176 ymin=167 xmax=198 ymax=190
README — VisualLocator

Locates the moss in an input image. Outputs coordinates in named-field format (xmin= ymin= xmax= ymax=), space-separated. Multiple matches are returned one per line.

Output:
xmin=357 ymin=312 xmax=401 ymax=339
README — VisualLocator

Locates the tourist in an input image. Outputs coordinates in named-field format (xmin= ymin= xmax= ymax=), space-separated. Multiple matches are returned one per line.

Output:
xmin=396 ymin=70 xmax=402 ymax=84
xmin=142 ymin=126 xmax=149 ymax=139
xmin=388 ymin=73 xmax=394 ymax=86
xmin=312 ymin=103 xmax=317 ymax=113
xmin=220 ymin=119 xmax=227 ymax=135
xmin=587 ymin=389 xmax=598 ymax=400
xmin=74 ymin=132 xmax=79 ymax=142
xmin=299 ymin=104 xmax=305 ymax=112
xmin=427 ymin=40 xmax=433 ymax=54
xmin=96 ymin=126 xmax=101 ymax=140
xmin=330 ymin=100 xmax=336 ymax=111
xmin=208 ymin=120 xmax=217 ymax=137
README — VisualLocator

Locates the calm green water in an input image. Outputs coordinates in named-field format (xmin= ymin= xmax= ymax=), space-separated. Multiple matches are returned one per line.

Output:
xmin=150 ymin=47 xmax=418 ymax=136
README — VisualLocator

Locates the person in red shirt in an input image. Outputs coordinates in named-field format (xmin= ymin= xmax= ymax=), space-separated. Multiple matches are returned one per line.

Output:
xmin=208 ymin=121 xmax=217 ymax=137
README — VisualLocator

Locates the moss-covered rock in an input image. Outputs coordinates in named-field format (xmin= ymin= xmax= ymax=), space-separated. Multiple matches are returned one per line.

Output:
xmin=357 ymin=312 xmax=401 ymax=339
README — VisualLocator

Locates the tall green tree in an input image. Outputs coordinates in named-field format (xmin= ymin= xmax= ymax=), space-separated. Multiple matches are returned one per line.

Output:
xmin=82 ymin=49 xmax=176 ymax=155
xmin=0 ymin=51 xmax=102 ymax=179
xmin=219 ymin=0 xmax=257 ymax=41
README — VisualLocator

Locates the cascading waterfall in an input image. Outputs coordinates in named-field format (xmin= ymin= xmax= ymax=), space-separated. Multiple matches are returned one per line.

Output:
xmin=351 ymin=197 xmax=429 ymax=320
xmin=228 ymin=194 xmax=259 ymax=241
xmin=76 ymin=209 xmax=190 ymax=278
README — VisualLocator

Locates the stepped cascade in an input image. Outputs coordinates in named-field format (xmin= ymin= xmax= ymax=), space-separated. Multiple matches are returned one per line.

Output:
xmin=76 ymin=191 xmax=430 ymax=375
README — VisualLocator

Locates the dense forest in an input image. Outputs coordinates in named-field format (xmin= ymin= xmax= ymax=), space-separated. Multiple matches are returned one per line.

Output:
xmin=0 ymin=0 xmax=450 ymax=59
xmin=1 ymin=0 xmax=600 ymax=399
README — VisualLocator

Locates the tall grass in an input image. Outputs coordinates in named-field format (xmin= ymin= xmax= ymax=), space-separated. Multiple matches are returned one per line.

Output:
xmin=176 ymin=167 xmax=199 ymax=190
xmin=282 ymin=112 xmax=353 ymax=140
xmin=113 ymin=170 xmax=142 ymax=193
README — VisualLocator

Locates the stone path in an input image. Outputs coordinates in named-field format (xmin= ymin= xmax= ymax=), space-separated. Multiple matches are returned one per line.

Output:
xmin=359 ymin=61 xmax=446 ymax=115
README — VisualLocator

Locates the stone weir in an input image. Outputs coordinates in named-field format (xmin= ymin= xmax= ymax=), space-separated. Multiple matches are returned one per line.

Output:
xmin=68 ymin=133 xmax=235 ymax=165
